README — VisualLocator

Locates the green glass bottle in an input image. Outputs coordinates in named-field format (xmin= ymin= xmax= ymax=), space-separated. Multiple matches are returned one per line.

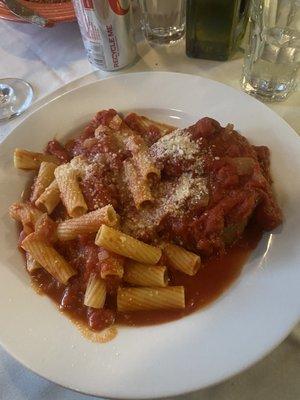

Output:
xmin=186 ymin=0 xmax=249 ymax=61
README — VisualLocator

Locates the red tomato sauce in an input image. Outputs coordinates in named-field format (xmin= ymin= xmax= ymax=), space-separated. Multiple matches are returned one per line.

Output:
xmin=31 ymin=221 xmax=262 ymax=329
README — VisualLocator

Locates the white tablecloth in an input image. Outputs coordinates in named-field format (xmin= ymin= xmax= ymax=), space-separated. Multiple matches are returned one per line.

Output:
xmin=0 ymin=19 xmax=299 ymax=400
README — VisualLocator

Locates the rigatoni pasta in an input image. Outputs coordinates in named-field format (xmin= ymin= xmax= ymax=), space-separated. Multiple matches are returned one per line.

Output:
xmin=124 ymin=262 xmax=168 ymax=287
xmin=9 ymin=202 xmax=43 ymax=233
xmin=21 ymin=233 xmax=76 ymax=284
xmin=120 ymin=125 xmax=160 ymax=180
xmin=95 ymin=225 xmax=162 ymax=265
xmin=84 ymin=275 xmax=106 ymax=308
xmin=13 ymin=148 xmax=59 ymax=170
xmin=132 ymin=150 xmax=160 ymax=181
xmin=54 ymin=163 xmax=87 ymax=218
xmin=108 ymin=114 xmax=123 ymax=130
xmin=57 ymin=205 xmax=118 ymax=241
xmin=123 ymin=160 xmax=153 ymax=208
xmin=99 ymin=251 xmax=124 ymax=279
xmin=35 ymin=180 xmax=61 ymax=214
xmin=31 ymin=161 xmax=57 ymax=203
xmin=117 ymin=286 xmax=185 ymax=312
xmin=34 ymin=213 xmax=57 ymax=243
xmin=164 ymin=244 xmax=201 ymax=276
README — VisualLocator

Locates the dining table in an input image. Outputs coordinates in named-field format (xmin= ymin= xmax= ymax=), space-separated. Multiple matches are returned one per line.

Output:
xmin=0 ymin=16 xmax=299 ymax=400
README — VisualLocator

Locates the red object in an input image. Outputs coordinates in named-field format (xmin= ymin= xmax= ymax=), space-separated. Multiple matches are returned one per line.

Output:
xmin=0 ymin=0 xmax=76 ymax=24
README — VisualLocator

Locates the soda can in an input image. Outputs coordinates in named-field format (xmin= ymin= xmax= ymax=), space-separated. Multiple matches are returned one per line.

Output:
xmin=73 ymin=0 xmax=137 ymax=71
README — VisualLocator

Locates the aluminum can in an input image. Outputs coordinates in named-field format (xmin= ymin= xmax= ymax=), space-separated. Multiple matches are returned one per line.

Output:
xmin=73 ymin=0 xmax=137 ymax=71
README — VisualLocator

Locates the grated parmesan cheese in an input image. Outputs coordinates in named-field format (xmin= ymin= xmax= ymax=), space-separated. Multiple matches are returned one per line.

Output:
xmin=122 ymin=173 xmax=208 ymax=239
xmin=121 ymin=127 xmax=209 ymax=238
xmin=163 ymin=173 xmax=208 ymax=212
xmin=150 ymin=128 xmax=199 ymax=161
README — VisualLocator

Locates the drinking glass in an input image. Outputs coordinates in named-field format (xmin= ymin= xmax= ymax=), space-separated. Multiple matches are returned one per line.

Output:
xmin=241 ymin=0 xmax=300 ymax=102
xmin=139 ymin=0 xmax=186 ymax=44
xmin=0 ymin=78 xmax=33 ymax=121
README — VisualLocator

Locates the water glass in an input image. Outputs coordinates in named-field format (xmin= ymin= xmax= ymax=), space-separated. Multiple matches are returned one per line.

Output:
xmin=139 ymin=0 xmax=186 ymax=44
xmin=241 ymin=0 xmax=300 ymax=101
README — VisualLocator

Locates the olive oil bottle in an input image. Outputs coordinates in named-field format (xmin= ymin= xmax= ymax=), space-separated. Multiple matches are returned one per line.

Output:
xmin=186 ymin=0 xmax=249 ymax=61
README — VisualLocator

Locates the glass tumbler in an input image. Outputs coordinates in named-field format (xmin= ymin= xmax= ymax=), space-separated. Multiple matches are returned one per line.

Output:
xmin=139 ymin=0 xmax=186 ymax=44
xmin=241 ymin=0 xmax=300 ymax=101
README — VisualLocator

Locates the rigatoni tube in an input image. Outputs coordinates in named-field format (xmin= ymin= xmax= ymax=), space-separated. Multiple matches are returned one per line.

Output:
xmin=124 ymin=262 xmax=168 ymax=287
xmin=133 ymin=150 xmax=160 ymax=181
xmin=57 ymin=205 xmax=119 ymax=241
xmin=124 ymin=160 xmax=153 ymax=208
xmin=164 ymin=243 xmax=201 ymax=276
xmin=84 ymin=275 xmax=106 ymax=309
xmin=117 ymin=286 xmax=185 ymax=312
xmin=21 ymin=233 xmax=76 ymax=284
xmin=54 ymin=163 xmax=87 ymax=218
xmin=13 ymin=148 xmax=59 ymax=170
xmin=31 ymin=161 xmax=57 ymax=203
xmin=99 ymin=252 xmax=124 ymax=279
xmin=95 ymin=225 xmax=162 ymax=265
xmin=35 ymin=180 xmax=61 ymax=214
xmin=9 ymin=202 xmax=43 ymax=233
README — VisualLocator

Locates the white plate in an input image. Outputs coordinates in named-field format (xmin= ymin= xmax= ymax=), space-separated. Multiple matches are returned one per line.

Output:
xmin=0 ymin=72 xmax=299 ymax=399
